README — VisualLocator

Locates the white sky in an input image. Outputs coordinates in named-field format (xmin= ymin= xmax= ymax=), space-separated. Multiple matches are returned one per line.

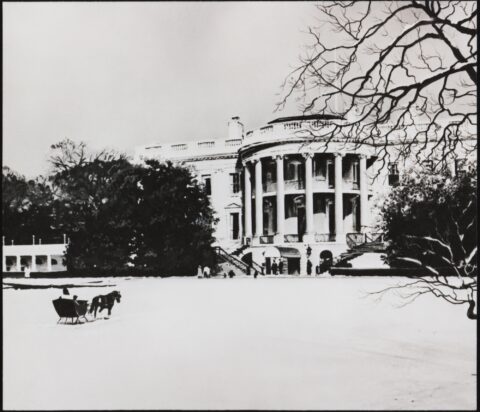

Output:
xmin=3 ymin=2 xmax=318 ymax=178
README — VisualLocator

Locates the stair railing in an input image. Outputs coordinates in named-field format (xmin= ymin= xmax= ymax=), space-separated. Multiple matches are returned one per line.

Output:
xmin=346 ymin=233 xmax=365 ymax=249
xmin=214 ymin=246 xmax=264 ymax=275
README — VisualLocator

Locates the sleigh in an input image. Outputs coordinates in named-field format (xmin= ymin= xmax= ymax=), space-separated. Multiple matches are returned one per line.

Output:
xmin=52 ymin=298 xmax=89 ymax=324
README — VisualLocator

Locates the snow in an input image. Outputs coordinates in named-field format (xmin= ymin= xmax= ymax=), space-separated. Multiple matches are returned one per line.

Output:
xmin=349 ymin=252 xmax=390 ymax=268
xmin=3 ymin=276 xmax=476 ymax=410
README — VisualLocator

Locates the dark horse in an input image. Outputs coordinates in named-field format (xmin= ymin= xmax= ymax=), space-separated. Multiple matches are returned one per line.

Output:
xmin=89 ymin=290 xmax=122 ymax=318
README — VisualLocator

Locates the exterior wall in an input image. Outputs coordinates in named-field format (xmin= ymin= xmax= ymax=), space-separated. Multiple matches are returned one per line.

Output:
xmin=3 ymin=243 xmax=67 ymax=273
xmin=135 ymin=117 xmax=245 ymax=252
xmin=184 ymin=157 xmax=243 ymax=250
xmin=134 ymin=115 xmax=477 ymax=274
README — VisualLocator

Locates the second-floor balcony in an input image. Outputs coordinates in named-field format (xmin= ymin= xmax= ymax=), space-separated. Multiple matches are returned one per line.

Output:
xmin=285 ymin=179 xmax=305 ymax=190
xmin=243 ymin=117 xmax=340 ymax=148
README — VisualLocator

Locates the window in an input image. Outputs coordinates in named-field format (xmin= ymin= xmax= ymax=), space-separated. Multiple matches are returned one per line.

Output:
xmin=388 ymin=162 xmax=399 ymax=186
xmin=454 ymin=158 xmax=466 ymax=176
xmin=230 ymin=173 xmax=240 ymax=194
xmin=313 ymin=157 xmax=326 ymax=180
xmin=352 ymin=161 xmax=359 ymax=188
xmin=202 ymin=175 xmax=211 ymax=195
xmin=286 ymin=163 xmax=297 ymax=181
xmin=327 ymin=160 xmax=334 ymax=188
xmin=230 ymin=212 xmax=240 ymax=240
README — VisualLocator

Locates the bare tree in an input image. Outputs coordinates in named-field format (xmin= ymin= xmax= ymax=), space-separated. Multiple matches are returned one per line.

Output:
xmin=371 ymin=162 xmax=477 ymax=319
xmin=49 ymin=139 xmax=126 ymax=174
xmin=277 ymin=1 xmax=476 ymax=171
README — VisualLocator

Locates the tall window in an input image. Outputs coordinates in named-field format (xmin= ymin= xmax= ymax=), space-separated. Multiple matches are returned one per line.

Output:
xmin=230 ymin=173 xmax=240 ymax=194
xmin=327 ymin=160 xmax=334 ymax=188
xmin=352 ymin=161 xmax=360 ymax=188
xmin=314 ymin=156 xmax=326 ymax=180
xmin=202 ymin=175 xmax=211 ymax=195
xmin=388 ymin=162 xmax=399 ymax=186
xmin=230 ymin=212 xmax=240 ymax=240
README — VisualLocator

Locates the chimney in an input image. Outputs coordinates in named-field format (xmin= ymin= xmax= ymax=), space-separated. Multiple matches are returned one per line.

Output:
xmin=228 ymin=116 xmax=244 ymax=141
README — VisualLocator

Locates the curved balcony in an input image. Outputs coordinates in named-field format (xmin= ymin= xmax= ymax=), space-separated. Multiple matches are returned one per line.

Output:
xmin=242 ymin=118 xmax=341 ymax=150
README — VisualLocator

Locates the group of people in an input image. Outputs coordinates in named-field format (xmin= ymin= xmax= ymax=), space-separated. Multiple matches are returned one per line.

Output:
xmin=263 ymin=259 xmax=284 ymax=276
xmin=197 ymin=265 xmax=211 ymax=278
xmin=58 ymin=287 xmax=79 ymax=301
xmin=197 ymin=265 xmax=237 ymax=279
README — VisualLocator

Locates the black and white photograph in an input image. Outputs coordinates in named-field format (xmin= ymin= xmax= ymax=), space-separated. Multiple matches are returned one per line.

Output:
xmin=2 ymin=1 xmax=477 ymax=410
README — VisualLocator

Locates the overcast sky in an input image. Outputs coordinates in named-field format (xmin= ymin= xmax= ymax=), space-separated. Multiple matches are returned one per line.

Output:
xmin=3 ymin=2 xmax=318 ymax=178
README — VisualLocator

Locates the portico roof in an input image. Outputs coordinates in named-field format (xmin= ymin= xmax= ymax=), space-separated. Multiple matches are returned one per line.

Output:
xmin=267 ymin=114 xmax=343 ymax=125
xmin=276 ymin=246 xmax=301 ymax=258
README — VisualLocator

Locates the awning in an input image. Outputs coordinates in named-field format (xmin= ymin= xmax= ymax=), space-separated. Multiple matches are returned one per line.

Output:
xmin=264 ymin=247 xmax=281 ymax=258
xmin=277 ymin=246 xmax=301 ymax=258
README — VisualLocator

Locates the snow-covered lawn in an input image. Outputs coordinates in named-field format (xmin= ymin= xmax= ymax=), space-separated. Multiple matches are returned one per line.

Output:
xmin=3 ymin=276 xmax=476 ymax=410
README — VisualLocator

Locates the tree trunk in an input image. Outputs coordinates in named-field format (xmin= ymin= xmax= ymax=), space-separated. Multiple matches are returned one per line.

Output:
xmin=466 ymin=300 xmax=477 ymax=320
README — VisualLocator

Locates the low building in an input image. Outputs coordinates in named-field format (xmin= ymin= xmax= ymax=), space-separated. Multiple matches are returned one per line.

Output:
xmin=3 ymin=236 xmax=68 ymax=274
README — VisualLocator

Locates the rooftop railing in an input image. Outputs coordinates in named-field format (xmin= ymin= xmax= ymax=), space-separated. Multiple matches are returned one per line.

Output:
xmin=140 ymin=137 xmax=240 ymax=160
xmin=3 ymin=235 xmax=69 ymax=246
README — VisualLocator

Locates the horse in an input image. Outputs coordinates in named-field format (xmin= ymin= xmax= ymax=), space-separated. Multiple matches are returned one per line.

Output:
xmin=89 ymin=290 xmax=122 ymax=318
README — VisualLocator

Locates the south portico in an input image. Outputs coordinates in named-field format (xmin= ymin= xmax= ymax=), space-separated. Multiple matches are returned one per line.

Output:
xmin=243 ymin=155 xmax=373 ymax=247
xmin=239 ymin=117 xmax=376 ymax=272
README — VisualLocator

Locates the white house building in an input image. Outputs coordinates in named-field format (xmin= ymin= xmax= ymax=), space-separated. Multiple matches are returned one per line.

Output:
xmin=135 ymin=115 xmax=476 ymax=275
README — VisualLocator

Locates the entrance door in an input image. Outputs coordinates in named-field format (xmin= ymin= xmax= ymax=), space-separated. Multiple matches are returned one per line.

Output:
xmin=287 ymin=258 xmax=301 ymax=274
xmin=297 ymin=206 xmax=306 ymax=241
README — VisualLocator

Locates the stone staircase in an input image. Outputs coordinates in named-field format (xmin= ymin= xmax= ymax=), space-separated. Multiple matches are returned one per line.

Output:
xmin=230 ymin=243 xmax=249 ymax=257
xmin=213 ymin=246 xmax=263 ymax=276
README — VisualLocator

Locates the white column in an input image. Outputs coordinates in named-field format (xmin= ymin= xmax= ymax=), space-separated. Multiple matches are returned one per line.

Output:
xmin=254 ymin=159 xmax=263 ymax=239
xmin=244 ymin=162 xmax=253 ymax=239
xmin=359 ymin=154 xmax=369 ymax=232
xmin=47 ymin=255 xmax=52 ymax=272
xmin=2 ymin=254 xmax=6 ymax=272
xmin=16 ymin=255 xmax=21 ymax=272
xmin=303 ymin=153 xmax=315 ymax=242
xmin=274 ymin=155 xmax=285 ymax=243
xmin=31 ymin=255 xmax=37 ymax=272
xmin=334 ymin=153 xmax=344 ymax=242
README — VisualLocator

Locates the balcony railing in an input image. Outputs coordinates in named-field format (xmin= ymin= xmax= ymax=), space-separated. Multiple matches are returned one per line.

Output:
xmin=365 ymin=232 xmax=385 ymax=243
xmin=260 ymin=125 xmax=273 ymax=134
xmin=171 ymin=143 xmax=187 ymax=151
xmin=3 ymin=235 xmax=69 ymax=246
xmin=284 ymin=234 xmax=300 ymax=243
xmin=283 ymin=121 xmax=302 ymax=130
xmin=260 ymin=235 xmax=274 ymax=244
xmin=197 ymin=141 xmax=215 ymax=148
xmin=263 ymin=181 xmax=277 ymax=192
xmin=346 ymin=233 xmax=365 ymax=249
xmin=315 ymin=233 xmax=336 ymax=242
xmin=285 ymin=179 xmax=305 ymax=190
xmin=225 ymin=139 xmax=242 ymax=146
